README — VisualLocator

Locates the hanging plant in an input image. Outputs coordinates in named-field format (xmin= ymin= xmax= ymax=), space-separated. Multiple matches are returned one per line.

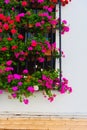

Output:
xmin=0 ymin=0 xmax=72 ymax=104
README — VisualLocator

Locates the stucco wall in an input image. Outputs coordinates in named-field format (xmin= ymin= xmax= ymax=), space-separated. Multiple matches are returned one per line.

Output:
xmin=0 ymin=0 xmax=87 ymax=116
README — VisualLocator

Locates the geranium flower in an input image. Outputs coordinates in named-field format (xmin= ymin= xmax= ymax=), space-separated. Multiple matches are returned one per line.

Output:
xmin=18 ymin=34 xmax=24 ymax=40
xmin=23 ymin=69 xmax=28 ymax=74
xmin=21 ymin=1 xmax=28 ymax=7
xmin=6 ymin=60 xmax=13 ymax=66
xmin=23 ymin=99 xmax=29 ymax=104
xmin=12 ymin=86 xmax=18 ymax=92
xmin=31 ymin=40 xmax=37 ymax=47
xmin=1 ymin=47 xmax=8 ymax=51
xmin=3 ymin=23 xmax=9 ymax=30
xmin=13 ymin=74 xmax=22 ymax=80
xmin=11 ymin=28 xmax=17 ymax=34
xmin=4 ymin=0 xmax=10 ymax=4
xmin=27 ymin=86 xmax=34 ymax=93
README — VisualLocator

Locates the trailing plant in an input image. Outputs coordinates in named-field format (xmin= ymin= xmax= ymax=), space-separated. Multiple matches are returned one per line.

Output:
xmin=0 ymin=0 xmax=72 ymax=104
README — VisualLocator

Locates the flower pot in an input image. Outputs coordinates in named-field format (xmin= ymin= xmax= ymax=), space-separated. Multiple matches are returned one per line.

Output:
xmin=45 ymin=50 xmax=52 ymax=61
xmin=45 ymin=50 xmax=51 ymax=56
xmin=28 ymin=23 xmax=34 ymax=28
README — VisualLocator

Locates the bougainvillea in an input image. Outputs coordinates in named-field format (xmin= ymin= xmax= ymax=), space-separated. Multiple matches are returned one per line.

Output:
xmin=0 ymin=0 xmax=72 ymax=104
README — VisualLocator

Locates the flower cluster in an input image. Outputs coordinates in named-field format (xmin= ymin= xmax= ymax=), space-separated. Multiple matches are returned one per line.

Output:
xmin=0 ymin=0 xmax=72 ymax=104
xmin=61 ymin=0 xmax=71 ymax=6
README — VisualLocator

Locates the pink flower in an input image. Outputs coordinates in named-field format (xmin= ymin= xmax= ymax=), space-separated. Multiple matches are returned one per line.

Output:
xmin=23 ymin=69 xmax=28 ymax=74
xmin=64 ymin=26 xmax=70 ymax=32
xmin=14 ymin=52 xmax=20 ymax=58
xmin=12 ymin=7 xmax=15 ymax=11
xmin=18 ymin=82 xmax=23 ymax=86
xmin=35 ymin=22 xmax=41 ymax=27
xmin=48 ymin=97 xmax=54 ymax=102
xmin=0 ymin=90 xmax=3 ymax=94
xmin=4 ymin=0 xmax=10 ymax=4
xmin=6 ymin=60 xmax=12 ymax=66
xmin=7 ymin=74 xmax=13 ymax=83
xmin=18 ymin=13 xmax=25 ymax=17
xmin=28 ymin=46 xmax=33 ymax=51
xmin=5 ymin=67 xmax=14 ymax=72
xmin=23 ymin=99 xmax=29 ymax=104
xmin=13 ymin=74 xmax=22 ymax=80
xmin=68 ymin=87 xmax=72 ymax=93
xmin=62 ymin=20 xmax=67 ymax=24
xmin=60 ymin=85 xmax=67 ymax=94
xmin=27 ymin=86 xmax=34 ymax=93
xmin=19 ymin=57 xmax=25 ymax=61
xmin=48 ymin=7 xmax=53 ymax=12
xmin=12 ymin=86 xmax=18 ymax=91
xmin=12 ymin=93 xmax=17 ymax=98
xmin=43 ymin=6 xmax=48 ymax=10
xmin=38 ymin=0 xmax=44 ymax=3
xmin=37 ymin=57 xmax=45 ymax=62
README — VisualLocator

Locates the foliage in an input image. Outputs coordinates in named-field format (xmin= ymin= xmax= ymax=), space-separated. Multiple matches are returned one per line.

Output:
xmin=0 ymin=0 xmax=72 ymax=104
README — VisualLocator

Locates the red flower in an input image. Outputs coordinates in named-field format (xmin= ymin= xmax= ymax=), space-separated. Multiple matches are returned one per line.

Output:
xmin=9 ymin=20 xmax=14 ymax=25
xmin=7 ymin=37 xmax=13 ymax=41
xmin=11 ymin=28 xmax=17 ymax=34
xmin=11 ymin=45 xmax=18 ymax=50
xmin=31 ymin=40 xmax=37 ymax=47
xmin=6 ymin=16 xmax=11 ymax=21
xmin=18 ymin=34 xmax=24 ymax=40
xmin=3 ymin=23 xmax=9 ymax=30
xmin=1 ymin=47 xmax=8 ymax=51
xmin=0 ymin=13 xmax=6 ymax=21
xmin=0 ymin=29 xmax=2 ymax=33
xmin=15 ymin=16 xmax=20 ymax=22
xmin=51 ymin=0 xmax=57 ymax=3
xmin=21 ymin=1 xmax=28 ymax=7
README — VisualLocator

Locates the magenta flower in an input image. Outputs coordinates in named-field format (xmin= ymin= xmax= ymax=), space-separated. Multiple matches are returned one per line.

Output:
xmin=19 ymin=57 xmax=25 ymax=61
xmin=23 ymin=69 xmax=28 ymax=74
xmin=27 ymin=86 xmax=34 ymax=93
xmin=5 ymin=67 xmax=14 ymax=72
xmin=7 ymin=74 xmax=13 ymax=83
xmin=42 ymin=75 xmax=47 ymax=80
xmin=43 ymin=6 xmax=48 ymax=10
xmin=38 ymin=0 xmax=44 ymax=3
xmin=28 ymin=46 xmax=33 ymax=51
xmin=18 ymin=82 xmax=23 ymax=86
xmin=48 ymin=96 xmax=54 ymax=102
xmin=12 ymin=86 xmax=18 ymax=92
xmin=14 ymin=52 xmax=20 ymax=58
xmin=23 ymin=99 xmax=29 ymax=104
xmin=4 ymin=0 xmax=10 ymax=4
xmin=64 ymin=26 xmax=70 ymax=32
xmin=48 ymin=7 xmax=53 ymax=12
xmin=37 ymin=57 xmax=45 ymax=62
xmin=12 ymin=93 xmax=17 ymax=98
xmin=6 ymin=60 xmax=12 ymax=66
xmin=68 ymin=87 xmax=72 ymax=93
xmin=35 ymin=22 xmax=41 ymax=27
xmin=0 ymin=90 xmax=3 ymax=94
xmin=18 ymin=13 xmax=25 ymax=17
xmin=62 ymin=20 xmax=67 ymax=24
xmin=13 ymin=74 xmax=22 ymax=80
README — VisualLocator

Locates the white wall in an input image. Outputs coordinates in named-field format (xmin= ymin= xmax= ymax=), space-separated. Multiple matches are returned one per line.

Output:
xmin=0 ymin=0 xmax=87 ymax=116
